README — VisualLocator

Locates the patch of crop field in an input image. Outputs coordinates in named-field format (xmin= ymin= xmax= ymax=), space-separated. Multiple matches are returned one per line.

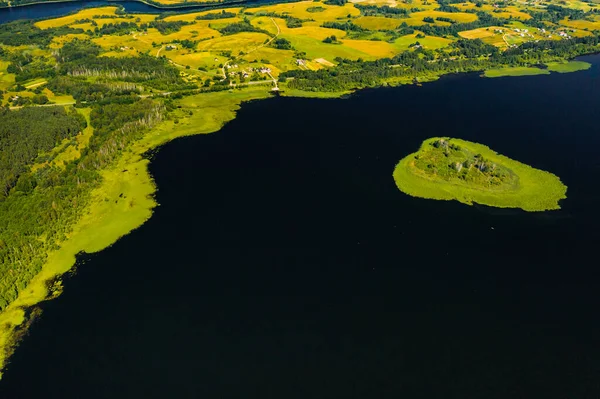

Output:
xmin=35 ymin=7 xmax=122 ymax=29
xmin=0 ymin=61 xmax=15 ymax=91
xmin=144 ymin=24 xmax=221 ymax=44
xmin=280 ymin=25 xmax=347 ymax=40
xmin=241 ymin=47 xmax=295 ymax=72
xmin=246 ymin=1 xmax=360 ymax=22
xmin=251 ymin=16 xmax=282 ymax=35
xmin=569 ymin=29 xmax=593 ymax=37
xmin=280 ymin=33 xmax=375 ymax=60
xmin=314 ymin=57 xmax=335 ymax=67
xmin=354 ymin=16 xmax=403 ymax=30
xmin=459 ymin=26 xmax=495 ymax=39
xmin=417 ymin=10 xmax=477 ymax=23
xmin=558 ymin=0 xmax=594 ymax=11
xmin=164 ymin=8 xmax=243 ymax=22
xmin=92 ymin=35 xmax=136 ymax=50
xmin=49 ymin=33 xmax=90 ymax=49
xmin=393 ymin=33 xmax=452 ymax=51
xmin=304 ymin=60 xmax=324 ymax=70
xmin=394 ymin=0 xmax=440 ymax=11
xmin=484 ymin=67 xmax=550 ymax=78
xmin=197 ymin=32 xmax=271 ymax=53
xmin=341 ymin=39 xmax=397 ymax=57
xmin=167 ymin=51 xmax=225 ymax=70
xmin=402 ymin=10 xmax=477 ymax=26
xmin=560 ymin=18 xmax=600 ymax=30
xmin=23 ymin=78 xmax=47 ymax=89
xmin=455 ymin=3 xmax=531 ymax=20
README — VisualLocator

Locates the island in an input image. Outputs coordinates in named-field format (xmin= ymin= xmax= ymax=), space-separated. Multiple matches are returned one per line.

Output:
xmin=393 ymin=137 xmax=567 ymax=211
xmin=0 ymin=0 xmax=593 ymax=376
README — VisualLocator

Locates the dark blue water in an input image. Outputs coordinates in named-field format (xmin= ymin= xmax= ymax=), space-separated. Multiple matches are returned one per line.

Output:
xmin=0 ymin=56 xmax=599 ymax=397
xmin=0 ymin=0 xmax=281 ymax=24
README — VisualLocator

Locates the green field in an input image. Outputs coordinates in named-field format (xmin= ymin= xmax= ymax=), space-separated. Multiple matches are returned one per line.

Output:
xmin=546 ymin=61 xmax=591 ymax=73
xmin=484 ymin=67 xmax=551 ymax=77
xmin=393 ymin=137 xmax=567 ymax=212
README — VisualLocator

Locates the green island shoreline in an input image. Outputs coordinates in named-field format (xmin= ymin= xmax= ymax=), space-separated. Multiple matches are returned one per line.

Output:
xmin=393 ymin=137 xmax=567 ymax=211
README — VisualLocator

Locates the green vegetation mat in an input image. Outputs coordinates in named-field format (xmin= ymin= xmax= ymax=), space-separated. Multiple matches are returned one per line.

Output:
xmin=393 ymin=138 xmax=567 ymax=212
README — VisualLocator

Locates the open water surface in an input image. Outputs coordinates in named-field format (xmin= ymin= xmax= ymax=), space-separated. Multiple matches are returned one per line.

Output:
xmin=0 ymin=53 xmax=599 ymax=397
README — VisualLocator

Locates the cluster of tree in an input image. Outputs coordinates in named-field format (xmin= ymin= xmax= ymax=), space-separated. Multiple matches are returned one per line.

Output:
xmin=0 ymin=20 xmax=83 ymax=47
xmin=92 ymin=21 xmax=138 ymax=36
xmin=322 ymin=35 xmax=341 ymax=44
xmin=141 ymin=20 xmax=192 ymax=35
xmin=449 ymin=38 xmax=499 ymax=57
xmin=214 ymin=21 xmax=273 ymax=36
xmin=59 ymin=52 xmax=184 ymax=90
xmin=322 ymin=21 xmax=365 ymax=32
xmin=7 ymin=53 xmax=56 ymax=83
xmin=196 ymin=10 xmax=237 ymax=20
xmin=324 ymin=0 xmax=347 ymax=5
xmin=0 ymin=106 xmax=86 ymax=199
xmin=172 ymin=39 xmax=198 ymax=49
xmin=529 ymin=4 xmax=587 ymax=25
xmin=355 ymin=4 xmax=410 ymax=17
xmin=272 ymin=38 xmax=293 ymax=50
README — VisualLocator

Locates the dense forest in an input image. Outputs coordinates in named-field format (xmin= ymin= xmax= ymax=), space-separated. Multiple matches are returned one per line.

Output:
xmin=0 ymin=97 xmax=166 ymax=310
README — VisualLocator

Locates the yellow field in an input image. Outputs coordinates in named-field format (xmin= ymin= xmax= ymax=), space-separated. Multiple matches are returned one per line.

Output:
xmin=163 ymin=8 xmax=243 ymax=22
xmin=393 ymin=33 xmax=452 ymax=51
xmin=458 ymin=26 xmax=508 ymax=47
xmin=143 ymin=23 xmax=221 ymax=44
xmin=169 ymin=51 xmax=227 ymax=69
xmin=455 ymin=3 xmax=531 ymax=20
xmin=281 ymin=25 xmax=347 ymax=40
xmin=560 ymin=18 xmax=600 ymax=30
xmin=354 ymin=16 xmax=403 ymax=30
xmin=342 ymin=39 xmax=397 ymax=57
xmin=246 ymin=1 xmax=360 ymax=21
xmin=418 ymin=10 xmax=477 ymax=22
xmin=35 ymin=7 xmax=123 ymax=29
xmin=241 ymin=47 xmax=295 ymax=72
xmin=197 ymin=32 xmax=271 ymax=53
xmin=394 ymin=0 xmax=440 ymax=11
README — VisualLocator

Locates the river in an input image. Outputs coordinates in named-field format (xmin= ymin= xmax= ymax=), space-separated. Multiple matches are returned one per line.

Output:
xmin=0 ymin=0 xmax=285 ymax=23
xmin=0 ymin=9 xmax=599 ymax=395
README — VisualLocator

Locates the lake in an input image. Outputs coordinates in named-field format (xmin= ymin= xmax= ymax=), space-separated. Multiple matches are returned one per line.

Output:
xmin=0 ymin=54 xmax=599 ymax=397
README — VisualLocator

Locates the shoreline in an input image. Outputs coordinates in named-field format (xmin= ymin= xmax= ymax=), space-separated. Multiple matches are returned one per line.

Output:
xmin=0 ymin=86 xmax=275 ymax=378
xmin=0 ymin=0 xmax=241 ymax=11
xmin=0 ymin=53 xmax=595 ymax=376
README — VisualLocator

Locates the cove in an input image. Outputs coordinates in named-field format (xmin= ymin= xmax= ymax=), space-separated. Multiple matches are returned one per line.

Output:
xmin=0 ymin=56 xmax=600 ymax=398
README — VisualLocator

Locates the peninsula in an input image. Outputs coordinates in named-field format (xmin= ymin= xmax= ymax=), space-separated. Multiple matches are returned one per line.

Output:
xmin=393 ymin=138 xmax=567 ymax=211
